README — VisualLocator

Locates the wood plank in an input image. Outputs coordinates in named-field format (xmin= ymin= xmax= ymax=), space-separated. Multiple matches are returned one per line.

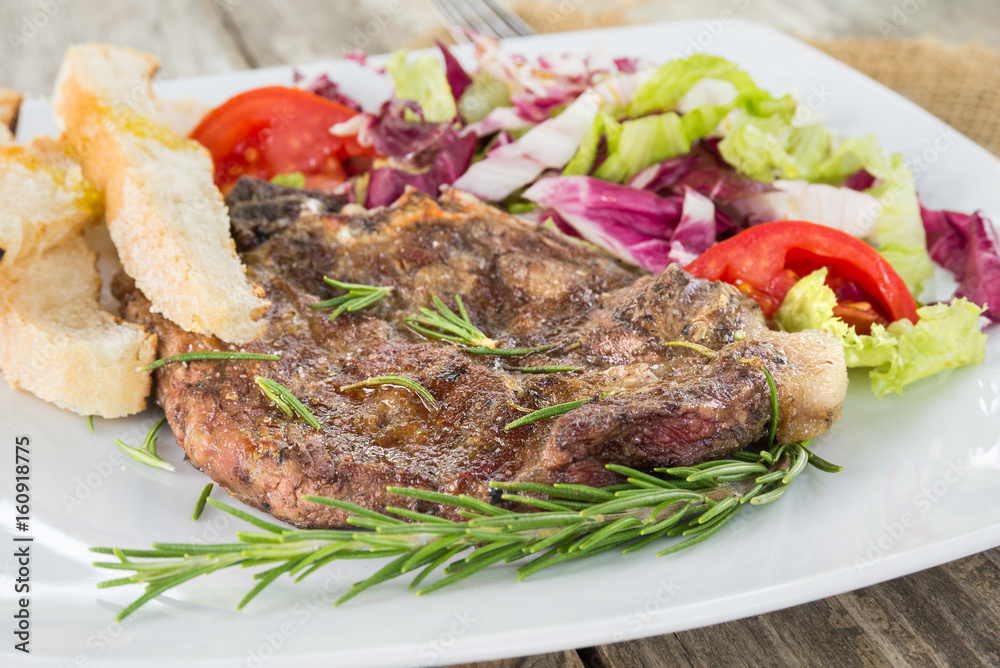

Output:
xmin=446 ymin=650 xmax=585 ymax=668
xmin=217 ymin=0 xmax=442 ymax=66
xmin=0 ymin=0 xmax=247 ymax=96
xmin=580 ymin=636 xmax=696 ymax=668
xmin=867 ymin=565 xmax=1000 ymax=665
xmin=590 ymin=549 xmax=1000 ymax=668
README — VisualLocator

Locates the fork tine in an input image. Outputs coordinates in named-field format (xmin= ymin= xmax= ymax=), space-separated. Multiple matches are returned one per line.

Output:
xmin=428 ymin=0 xmax=467 ymax=32
xmin=429 ymin=0 xmax=534 ymax=39
xmin=443 ymin=0 xmax=497 ymax=37
xmin=427 ymin=1 xmax=475 ymax=43
xmin=466 ymin=0 xmax=520 ymax=38
xmin=481 ymin=0 xmax=536 ymax=36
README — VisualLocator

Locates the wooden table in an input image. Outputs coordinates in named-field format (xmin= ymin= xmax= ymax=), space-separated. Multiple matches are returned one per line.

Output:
xmin=3 ymin=1 xmax=999 ymax=666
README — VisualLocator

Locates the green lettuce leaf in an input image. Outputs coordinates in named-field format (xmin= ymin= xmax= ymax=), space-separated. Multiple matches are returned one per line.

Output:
xmin=717 ymin=115 xmax=806 ymax=182
xmin=626 ymin=54 xmax=795 ymax=120
xmin=269 ymin=172 xmax=305 ymax=189
xmin=563 ymin=112 xmax=622 ymax=176
xmin=870 ymin=299 xmax=988 ymax=396
xmin=385 ymin=50 xmax=456 ymax=122
xmin=864 ymin=156 xmax=934 ymax=292
xmin=458 ymin=72 xmax=511 ymax=123
xmin=562 ymin=55 xmax=796 ymax=183
xmin=775 ymin=268 xmax=986 ymax=396
xmin=592 ymin=113 xmax=691 ymax=182
xmin=810 ymin=134 xmax=894 ymax=184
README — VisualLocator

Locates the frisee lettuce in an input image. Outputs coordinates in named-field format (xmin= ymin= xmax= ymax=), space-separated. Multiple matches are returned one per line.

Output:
xmin=775 ymin=268 xmax=986 ymax=397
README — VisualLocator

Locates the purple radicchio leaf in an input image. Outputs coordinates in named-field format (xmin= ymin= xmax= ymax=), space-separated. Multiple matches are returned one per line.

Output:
xmin=522 ymin=176 xmax=717 ymax=274
xmin=844 ymin=168 xmax=877 ymax=191
xmin=957 ymin=213 xmax=1000 ymax=322
xmin=436 ymin=40 xmax=473 ymax=103
xmin=365 ymin=131 xmax=477 ymax=208
xmin=921 ymin=204 xmax=972 ymax=277
xmin=294 ymin=72 xmax=364 ymax=112
xmin=371 ymin=99 xmax=461 ymax=168
xmin=921 ymin=205 xmax=1000 ymax=322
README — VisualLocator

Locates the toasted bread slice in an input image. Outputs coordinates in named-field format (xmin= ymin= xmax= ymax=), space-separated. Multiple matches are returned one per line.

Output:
xmin=0 ymin=235 xmax=156 ymax=417
xmin=0 ymin=89 xmax=21 ymax=144
xmin=0 ymin=136 xmax=101 ymax=266
xmin=54 ymin=44 xmax=268 ymax=344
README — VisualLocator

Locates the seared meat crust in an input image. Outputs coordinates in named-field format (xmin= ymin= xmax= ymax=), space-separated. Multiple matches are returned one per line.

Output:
xmin=119 ymin=181 xmax=845 ymax=527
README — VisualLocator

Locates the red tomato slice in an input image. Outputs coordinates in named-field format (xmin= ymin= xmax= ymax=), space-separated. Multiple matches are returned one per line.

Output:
xmin=190 ymin=86 xmax=374 ymax=193
xmin=686 ymin=220 xmax=919 ymax=326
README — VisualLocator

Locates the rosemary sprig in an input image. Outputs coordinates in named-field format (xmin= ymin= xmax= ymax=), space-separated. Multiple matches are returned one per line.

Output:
xmin=406 ymin=295 xmax=560 ymax=357
xmin=254 ymin=377 xmax=323 ymax=430
xmin=311 ymin=278 xmax=393 ymax=321
xmin=193 ymin=483 xmax=214 ymax=521
xmin=92 ymin=440 xmax=839 ymax=620
xmin=143 ymin=351 xmax=280 ymax=372
xmin=114 ymin=417 xmax=173 ymax=471
xmin=406 ymin=295 xmax=496 ymax=348
xmin=340 ymin=375 xmax=439 ymax=410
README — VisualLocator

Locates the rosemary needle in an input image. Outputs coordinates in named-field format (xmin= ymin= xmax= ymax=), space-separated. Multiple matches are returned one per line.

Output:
xmin=193 ymin=483 xmax=214 ymax=521
xmin=463 ymin=344 xmax=556 ymax=356
xmin=341 ymin=375 xmax=439 ymax=410
xmin=86 ymin=415 xmax=94 ymax=433
xmin=504 ymin=399 xmax=588 ymax=430
xmin=312 ymin=278 xmax=393 ymax=321
xmin=255 ymin=377 xmax=323 ymax=430
xmin=143 ymin=351 xmax=280 ymax=372
xmin=115 ymin=417 xmax=173 ymax=471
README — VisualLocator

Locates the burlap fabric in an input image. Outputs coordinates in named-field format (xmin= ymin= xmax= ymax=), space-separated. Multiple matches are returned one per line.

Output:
xmin=414 ymin=8 xmax=1000 ymax=158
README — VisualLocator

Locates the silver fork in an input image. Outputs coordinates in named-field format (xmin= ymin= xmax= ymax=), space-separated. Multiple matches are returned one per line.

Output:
xmin=429 ymin=0 xmax=535 ymax=39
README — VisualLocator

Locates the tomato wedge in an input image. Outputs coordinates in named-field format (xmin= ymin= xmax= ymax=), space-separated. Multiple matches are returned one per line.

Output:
xmin=190 ymin=86 xmax=375 ymax=193
xmin=685 ymin=220 xmax=919 ymax=328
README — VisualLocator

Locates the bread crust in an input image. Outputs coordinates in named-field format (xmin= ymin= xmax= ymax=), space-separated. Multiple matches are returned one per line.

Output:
xmin=0 ymin=235 xmax=156 ymax=417
xmin=54 ymin=43 xmax=269 ymax=344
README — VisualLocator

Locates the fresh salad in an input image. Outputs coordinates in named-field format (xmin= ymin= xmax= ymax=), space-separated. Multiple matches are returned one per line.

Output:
xmin=190 ymin=34 xmax=998 ymax=397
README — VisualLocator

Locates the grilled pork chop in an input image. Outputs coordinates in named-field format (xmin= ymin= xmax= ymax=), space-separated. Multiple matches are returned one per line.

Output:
xmin=119 ymin=179 xmax=847 ymax=528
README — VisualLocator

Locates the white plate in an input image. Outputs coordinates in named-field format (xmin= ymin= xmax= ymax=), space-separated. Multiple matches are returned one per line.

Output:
xmin=4 ymin=19 xmax=1000 ymax=668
